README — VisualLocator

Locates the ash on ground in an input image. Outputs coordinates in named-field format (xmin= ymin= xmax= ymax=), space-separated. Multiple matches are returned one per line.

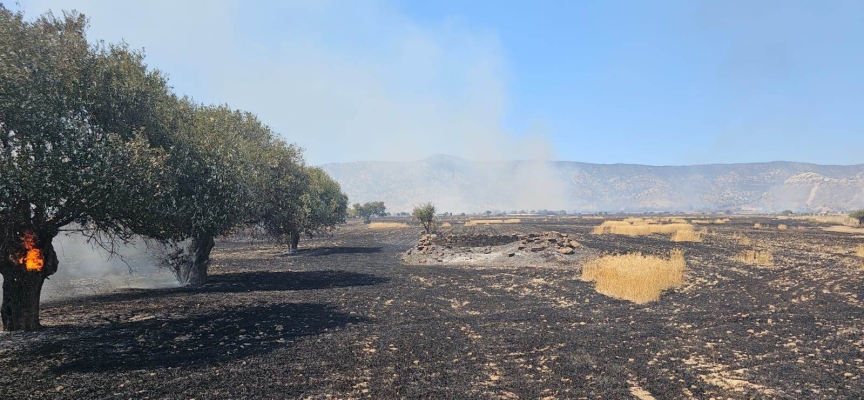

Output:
xmin=402 ymin=231 xmax=597 ymax=268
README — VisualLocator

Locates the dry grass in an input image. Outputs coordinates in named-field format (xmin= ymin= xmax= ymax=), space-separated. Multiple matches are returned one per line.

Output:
xmin=735 ymin=250 xmax=774 ymax=266
xmin=793 ymin=215 xmax=860 ymax=227
xmin=730 ymin=233 xmax=751 ymax=246
xmin=367 ymin=222 xmax=409 ymax=229
xmin=464 ymin=219 xmax=521 ymax=226
xmin=777 ymin=224 xmax=788 ymax=230
xmin=671 ymin=229 xmax=702 ymax=242
xmin=691 ymin=218 xmax=730 ymax=224
xmin=754 ymin=223 xmax=763 ymax=229
xmin=592 ymin=220 xmax=695 ymax=236
xmin=439 ymin=222 xmax=452 ymax=228
xmin=822 ymin=226 xmax=864 ymax=235
xmin=581 ymin=249 xmax=686 ymax=304
xmin=856 ymin=244 xmax=864 ymax=258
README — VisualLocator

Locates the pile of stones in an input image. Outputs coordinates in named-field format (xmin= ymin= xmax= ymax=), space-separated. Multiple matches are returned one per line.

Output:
xmin=517 ymin=232 xmax=580 ymax=254
xmin=405 ymin=231 xmax=581 ymax=264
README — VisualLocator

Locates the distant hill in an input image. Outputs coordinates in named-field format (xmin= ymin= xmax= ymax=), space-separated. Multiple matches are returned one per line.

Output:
xmin=321 ymin=155 xmax=864 ymax=214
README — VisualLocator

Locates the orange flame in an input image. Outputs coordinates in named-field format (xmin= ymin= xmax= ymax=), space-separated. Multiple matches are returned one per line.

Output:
xmin=18 ymin=232 xmax=44 ymax=272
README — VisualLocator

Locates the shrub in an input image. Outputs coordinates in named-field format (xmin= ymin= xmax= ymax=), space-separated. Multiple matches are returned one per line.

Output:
xmin=850 ymin=210 xmax=864 ymax=225
xmin=412 ymin=203 xmax=436 ymax=234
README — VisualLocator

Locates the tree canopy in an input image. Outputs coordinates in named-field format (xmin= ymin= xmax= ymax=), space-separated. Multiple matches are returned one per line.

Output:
xmin=0 ymin=6 xmax=348 ymax=329
xmin=413 ymin=203 xmax=436 ymax=234
xmin=850 ymin=210 xmax=864 ymax=225
xmin=352 ymin=202 xmax=387 ymax=224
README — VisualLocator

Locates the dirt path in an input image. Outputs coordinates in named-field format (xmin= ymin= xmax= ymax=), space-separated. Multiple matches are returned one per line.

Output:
xmin=2 ymin=219 xmax=864 ymax=399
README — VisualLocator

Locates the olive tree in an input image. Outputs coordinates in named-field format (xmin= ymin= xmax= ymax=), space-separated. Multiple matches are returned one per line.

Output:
xmin=151 ymin=102 xmax=278 ymax=286
xmin=413 ymin=203 xmax=436 ymax=234
xmin=290 ymin=167 xmax=348 ymax=251
xmin=259 ymin=162 xmax=348 ymax=253
xmin=258 ymin=143 xmax=309 ymax=251
xmin=0 ymin=8 xmax=176 ymax=330
xmin=850 ymin=210 xmax=864 ymax=226
xmin=353 ymin=201 xmax=387 ymax=224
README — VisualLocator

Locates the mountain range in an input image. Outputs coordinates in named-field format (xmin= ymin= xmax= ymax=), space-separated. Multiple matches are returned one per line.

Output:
xmin=321 ymin=155 xmax=864 ymax=214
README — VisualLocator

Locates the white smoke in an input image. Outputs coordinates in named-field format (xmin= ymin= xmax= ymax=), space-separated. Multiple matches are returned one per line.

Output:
xmin=42 ymin=233 xmax=178 ymax=301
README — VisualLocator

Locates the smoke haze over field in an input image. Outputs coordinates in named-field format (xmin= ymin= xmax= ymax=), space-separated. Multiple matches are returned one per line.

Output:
xmin=18 ymin=0 xmax=864 ymax=167
xmin=42 ymin=233 xmax=178 ymax=301
xmin=19 ymin=0 xmax=556 ymax=166
xmin=324 ymin=157 xmax=864 ymax=214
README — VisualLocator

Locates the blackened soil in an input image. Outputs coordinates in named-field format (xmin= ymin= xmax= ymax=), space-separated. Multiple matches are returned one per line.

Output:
xmin=2 ymin=217 xmax=864 ymax=399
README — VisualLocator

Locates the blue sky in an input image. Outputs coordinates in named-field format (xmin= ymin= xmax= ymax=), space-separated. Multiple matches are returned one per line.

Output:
xmin=19 ymin=0 xmax=864 ymax=165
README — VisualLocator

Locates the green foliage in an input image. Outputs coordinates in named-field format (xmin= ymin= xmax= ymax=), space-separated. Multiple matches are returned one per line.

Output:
xmin=779 ymin=210 xmax=794 ymax=216
xmin=0 ymin=6 xmax=175 ymax=250
xmin=257 ymin=151 xmax=348 ymax=246
xmin=257 ymin=143 xmax=308 ymax=243
xmin=0 ymin=5 xmax=342 ymax=282
xmin=413 ymin=203 xmax=436 ymax=234
xmin=347 ymin=207 xmax=359 ymax=219
xmin=850 ymin=209 xmax=864 ymax=223
xmin=299 ymin=167 xmax=349 ymax=235
xmin=152 ymin=102 xmax=280 ymax=242
xmin=0 ymin=4 xmax=355 ymax=321
xmin=353 ymin=201 xmax=387 ymax=224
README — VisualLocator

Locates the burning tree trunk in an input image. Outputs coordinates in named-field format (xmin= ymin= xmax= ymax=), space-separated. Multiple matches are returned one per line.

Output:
xmin=0 ymin=232 xmax=59 ymax=331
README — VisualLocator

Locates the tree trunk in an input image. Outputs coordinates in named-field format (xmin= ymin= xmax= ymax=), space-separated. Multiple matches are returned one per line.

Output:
xmin=183 ymin=234 xmax=215 ymax=287
xmin=1 ymin=238 xmax=59 ymax=331
xmin=290 ymin=230 xmax=300 ymax=253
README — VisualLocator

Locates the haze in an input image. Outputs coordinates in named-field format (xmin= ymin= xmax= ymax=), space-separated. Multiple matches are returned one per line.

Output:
xmin=18 ymin=0 xmax=864 ymax=166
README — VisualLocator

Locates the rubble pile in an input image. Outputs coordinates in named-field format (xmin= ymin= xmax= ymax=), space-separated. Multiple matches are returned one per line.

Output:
xmin=403 ymin=231 xmax=591 ymax=268
xmin=517 ymin=232 xmax=581 ymax=254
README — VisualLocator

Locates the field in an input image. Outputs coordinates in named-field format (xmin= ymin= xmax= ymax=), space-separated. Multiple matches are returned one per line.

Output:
xmin=2 ymin=216 xmax=864 ymax=398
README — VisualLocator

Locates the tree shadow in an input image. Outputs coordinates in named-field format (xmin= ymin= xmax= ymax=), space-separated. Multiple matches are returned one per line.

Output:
xmin=203 ymin=270 xmax=389 ymax=293
xmin=26 ymin=302 xmax=368 ymax=374
xmin=62 ymin=270 xmax=389 ymax=304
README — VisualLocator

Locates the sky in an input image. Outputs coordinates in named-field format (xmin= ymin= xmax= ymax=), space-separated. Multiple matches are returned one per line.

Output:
xmin=16 ymin=0 xmax=864 ymax=166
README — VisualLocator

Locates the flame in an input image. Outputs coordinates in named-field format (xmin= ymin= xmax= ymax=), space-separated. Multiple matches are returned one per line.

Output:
xmin=18 ymin=232 xmax=44 ymax=272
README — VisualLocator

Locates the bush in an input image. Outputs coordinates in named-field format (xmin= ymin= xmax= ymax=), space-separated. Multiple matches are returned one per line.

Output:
xmin=850 ymin=210 xmax=864 ymax=225
xmin=412 ymin=203 xmax=436 ymax=234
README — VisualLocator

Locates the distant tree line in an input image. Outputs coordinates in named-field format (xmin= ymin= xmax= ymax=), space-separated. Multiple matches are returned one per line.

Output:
xmin=0 ymin=7 xmax=347 ymax=330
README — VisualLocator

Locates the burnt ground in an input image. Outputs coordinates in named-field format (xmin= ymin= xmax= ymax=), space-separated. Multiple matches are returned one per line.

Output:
xmin=2 ymin=217 xmax=864 ymax=399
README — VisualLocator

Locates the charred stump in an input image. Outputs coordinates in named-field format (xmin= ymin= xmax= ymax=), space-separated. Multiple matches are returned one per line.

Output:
xmin=0 ymin=236 xmax=59 ymax=331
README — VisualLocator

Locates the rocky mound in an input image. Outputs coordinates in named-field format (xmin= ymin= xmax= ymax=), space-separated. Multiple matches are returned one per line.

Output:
xmin=401 ymin=231 xmax=596 ymax=268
